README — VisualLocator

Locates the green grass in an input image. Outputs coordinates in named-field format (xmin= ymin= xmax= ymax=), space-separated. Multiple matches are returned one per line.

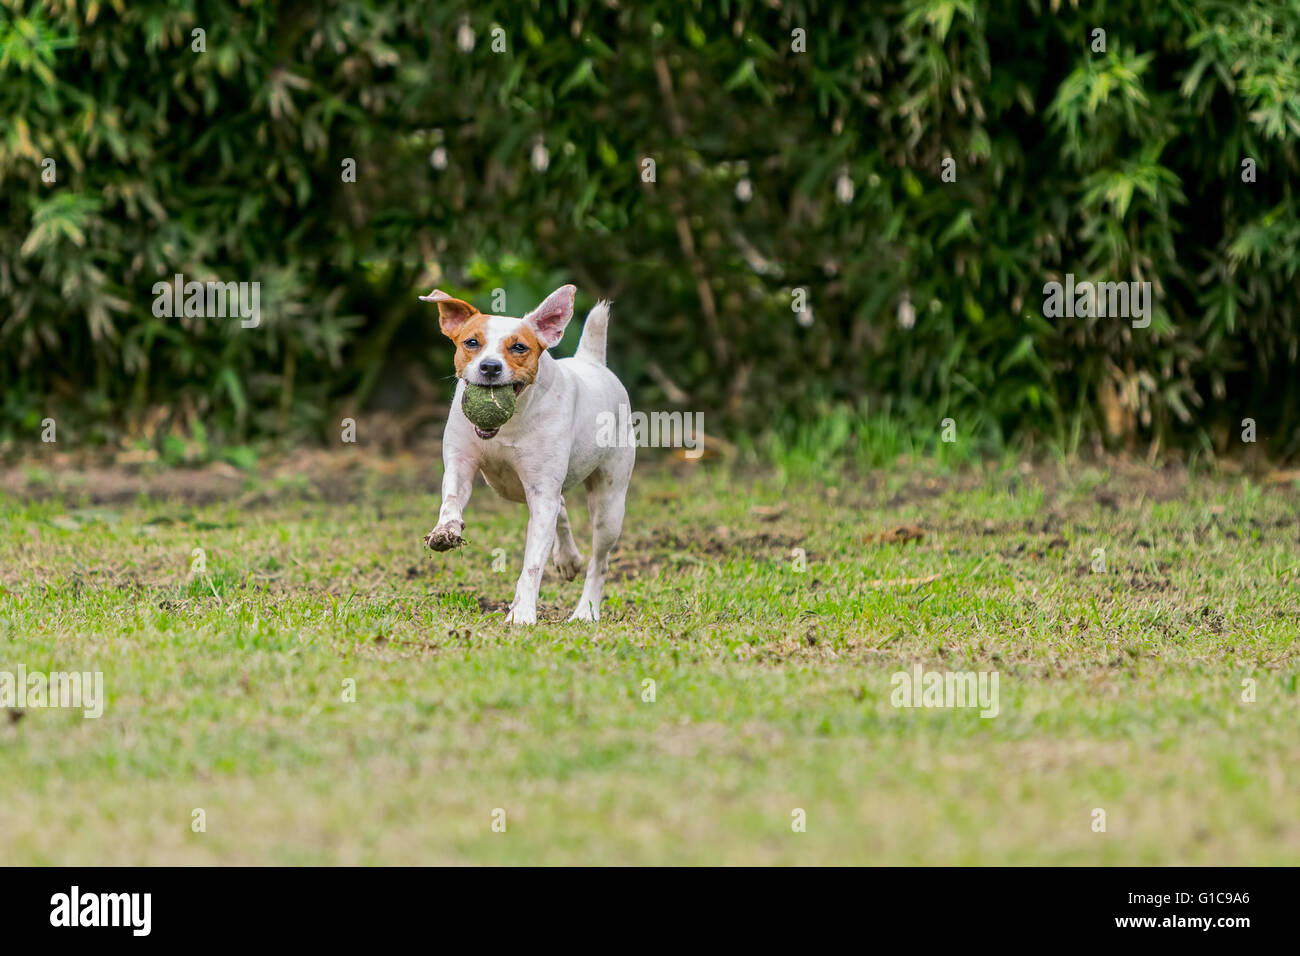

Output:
xmin=1 ymin=455 xmax=1298 ymax=864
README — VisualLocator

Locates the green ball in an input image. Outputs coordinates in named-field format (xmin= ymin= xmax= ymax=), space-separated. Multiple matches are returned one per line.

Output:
xmin=462 ymin=383 xmax=517 ymax=430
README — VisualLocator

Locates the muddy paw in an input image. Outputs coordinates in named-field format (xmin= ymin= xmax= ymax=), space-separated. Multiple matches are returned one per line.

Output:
xmin=425 ymin=521 xmax=465 ymax=552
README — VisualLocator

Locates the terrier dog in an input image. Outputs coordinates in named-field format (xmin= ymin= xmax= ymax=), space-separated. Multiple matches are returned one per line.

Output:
xmin=421 ymin=284 xmax=635 ymax=625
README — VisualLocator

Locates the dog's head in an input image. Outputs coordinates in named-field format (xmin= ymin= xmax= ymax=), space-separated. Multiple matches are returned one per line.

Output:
xmin=420 ymin=284 xmax=576 ymax=393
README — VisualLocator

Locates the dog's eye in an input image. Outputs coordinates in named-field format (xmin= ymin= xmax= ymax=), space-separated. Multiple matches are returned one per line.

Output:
xmin=510 ymin=343 xmax=529 ymax=354
xmin=464 ymin=339 xmax=480 ymax=349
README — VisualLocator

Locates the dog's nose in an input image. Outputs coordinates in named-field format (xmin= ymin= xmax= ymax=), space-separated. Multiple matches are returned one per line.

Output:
xmin=479 ymin=358 xmax=503 ymax=378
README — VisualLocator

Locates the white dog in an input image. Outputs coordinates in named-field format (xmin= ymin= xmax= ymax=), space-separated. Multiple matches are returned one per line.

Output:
xmin=421 ymin=284 xmax=635 ymax=625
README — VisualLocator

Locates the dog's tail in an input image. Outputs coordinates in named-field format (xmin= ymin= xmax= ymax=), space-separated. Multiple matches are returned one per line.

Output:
xmin=574 ymin=300 xmax=611 ymax=365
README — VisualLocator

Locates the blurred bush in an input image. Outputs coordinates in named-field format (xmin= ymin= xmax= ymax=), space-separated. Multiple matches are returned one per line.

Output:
xmin=1 ymin=0 xmax=1298 ymax=456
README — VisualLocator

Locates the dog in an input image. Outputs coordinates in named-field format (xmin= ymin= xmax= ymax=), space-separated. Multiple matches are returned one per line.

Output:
xmin=421 ymin=284 xmax=635 ymax=625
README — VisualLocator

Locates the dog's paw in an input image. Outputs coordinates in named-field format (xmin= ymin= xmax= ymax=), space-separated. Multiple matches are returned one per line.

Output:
xmin=425 ymin=521 xmax=465 ymax=552
xmin=552 ymin=548 xmax=584 ymax=582
xmin=505 ymin=604 xmax=537 ymax=626
xmin=568 ymin=601 xmax=599 ymax=623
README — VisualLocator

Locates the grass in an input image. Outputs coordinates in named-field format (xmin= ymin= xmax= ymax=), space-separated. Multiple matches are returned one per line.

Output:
xmin=0 ymin=452 xmax=1298 ymax=864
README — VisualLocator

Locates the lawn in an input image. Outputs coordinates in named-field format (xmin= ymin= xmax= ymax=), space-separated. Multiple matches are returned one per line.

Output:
xmin=0 ymin=451 xmax=1297 ymax=864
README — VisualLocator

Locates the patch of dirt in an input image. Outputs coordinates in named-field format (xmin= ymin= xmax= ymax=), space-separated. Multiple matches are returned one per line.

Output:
xmin=1126 ymin=575 xmax=1173 ymax=593
xmin=643 ymin=527 xmax=804 ymax=557
xmin=606 ymin=525 xmax=810 ymax=584
xmin=876 ymin=524 xmax=925 ymax=544
xmin=477 ymin=595 xmax=511 ymax=614
xmin=1 ymin=444 xmax=446 ymax=507
xmin=4 ymin=444 xmax=1294 ymax=511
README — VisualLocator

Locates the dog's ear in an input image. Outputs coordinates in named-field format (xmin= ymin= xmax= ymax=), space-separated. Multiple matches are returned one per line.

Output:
xmin=419 ymin=289 xmax=479 ymax=337
xmin=523 ymin=284 xmax=576 ymax=348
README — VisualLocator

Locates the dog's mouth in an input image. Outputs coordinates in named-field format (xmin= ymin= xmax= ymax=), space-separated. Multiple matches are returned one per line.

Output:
xmin=467 ymin=382 xmax=527 ymax=395
xmin=464 ymin=382 xmax=527 ymax=440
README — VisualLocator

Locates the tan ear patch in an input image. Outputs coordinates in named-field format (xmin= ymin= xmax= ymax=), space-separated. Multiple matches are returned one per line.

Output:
xmin=451 ymin=313 xmax=491 ymax=377
xmin=421 ymin=289 xmax=480 ymax=338
xmin=501 ymin=324 xmax=542 ymax=383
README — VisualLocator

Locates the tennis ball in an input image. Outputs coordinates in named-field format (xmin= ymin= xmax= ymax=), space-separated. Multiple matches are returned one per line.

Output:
xmin=462 ymin=383 xmax=516 ymax=430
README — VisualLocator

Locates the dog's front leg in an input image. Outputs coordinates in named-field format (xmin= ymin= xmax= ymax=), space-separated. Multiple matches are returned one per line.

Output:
xmin=505 ymin=485 xmax=562 ymax=626
xmin=425 ymin=452 xmax=477 ymax=551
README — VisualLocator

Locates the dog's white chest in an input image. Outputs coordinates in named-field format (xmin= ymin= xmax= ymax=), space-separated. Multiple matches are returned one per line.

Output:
xmin=478 ymin=456 xmax=527 ymax=503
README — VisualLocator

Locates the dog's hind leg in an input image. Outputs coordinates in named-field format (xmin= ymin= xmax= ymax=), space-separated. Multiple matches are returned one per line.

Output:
xmin=552 ymin=497 xmax=585 ymax=581
xmin=569 ymin=453 xmax=632 ymax=622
